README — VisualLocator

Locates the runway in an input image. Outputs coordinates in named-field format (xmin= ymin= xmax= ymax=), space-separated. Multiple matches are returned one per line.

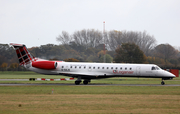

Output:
xmin=0 ymin=83 xmax=180 ymax=86
xmin=0 ymin=79 xmax=179 ymax=86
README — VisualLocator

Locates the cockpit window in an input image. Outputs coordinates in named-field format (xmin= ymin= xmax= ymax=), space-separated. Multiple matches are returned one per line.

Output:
xmin=156 ymin=66 xmax=160 ymax=70
xmin=151 ymin=66 xmax=156 ymax=70
xmin=151 ymin=66 xmax=160 ymax=70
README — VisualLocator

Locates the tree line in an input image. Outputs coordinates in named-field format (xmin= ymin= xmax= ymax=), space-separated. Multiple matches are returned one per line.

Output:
xmin=56 ymin=30 xmax=156 ymax=56
xmin=1 ymin=29 xmax=180 ymax=71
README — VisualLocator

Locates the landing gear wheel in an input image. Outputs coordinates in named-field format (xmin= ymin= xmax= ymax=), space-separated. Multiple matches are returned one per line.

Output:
xmin=75 ymin=81 xmax=81 ymax=85
xmin=161 ymin=81 xmax=165 ymax=85
xmin=83 ymin=80 xmax=88 ymax=85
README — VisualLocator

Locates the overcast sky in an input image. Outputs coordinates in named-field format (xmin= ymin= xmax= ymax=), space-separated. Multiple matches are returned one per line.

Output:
xmin=0 ymin=0 xmax=180 ymax=48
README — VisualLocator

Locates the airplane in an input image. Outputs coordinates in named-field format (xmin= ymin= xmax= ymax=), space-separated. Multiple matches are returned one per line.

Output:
xmin=10 ymin=43 xmax=176 ymax=85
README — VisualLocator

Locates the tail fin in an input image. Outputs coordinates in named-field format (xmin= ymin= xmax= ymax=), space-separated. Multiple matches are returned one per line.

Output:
xmin=10 ymin=43 xmax=35 ymax=66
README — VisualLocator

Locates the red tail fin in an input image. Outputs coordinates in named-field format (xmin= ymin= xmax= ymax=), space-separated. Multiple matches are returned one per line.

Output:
xmin=10 ymin=43 xmax=35 ymax=65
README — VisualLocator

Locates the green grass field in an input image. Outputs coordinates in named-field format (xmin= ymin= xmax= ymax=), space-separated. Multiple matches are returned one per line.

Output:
xmin=0 ymin=71 xmax=180 ymax=114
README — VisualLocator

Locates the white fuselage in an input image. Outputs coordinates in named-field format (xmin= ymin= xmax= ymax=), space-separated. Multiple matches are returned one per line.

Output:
xmin=28 ymin=61 xmax=175 ymax=79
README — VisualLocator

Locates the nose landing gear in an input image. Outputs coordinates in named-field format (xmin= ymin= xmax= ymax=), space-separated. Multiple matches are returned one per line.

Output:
xmin=161 ymin=80 xmax=165 ymax=85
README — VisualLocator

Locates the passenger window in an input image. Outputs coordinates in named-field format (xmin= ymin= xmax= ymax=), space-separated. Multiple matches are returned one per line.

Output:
xmin=130 ymin=68 xmax=132 ymax=70
xmin=125 ymin=68 xmax=127 ymax=70
xmin=120 ymin=67 xmax=122 ymax=70
xmin=93 ymin=67 xmax=95 ymax=69
xmin=75 ymin=66 xmax=77 ymax=68
xmin=79 ymin=66 xmax=81 ymax=69
xmin=98 ymin=67 xmax=100 ymax=69
xmin=107 ymin=67 xmax=109 ymax=69
xmin=62 ymin=66 xmax=64 ymax=68
xmin=70 ymin=66 xmax=72 ymax=68
xmin=102 ymin=67 xmax=104 ymax=69
xmin=84 ymin=66 xmax=86 ymax=69
xmin=111 ymin=67 xmax=113 ymax=69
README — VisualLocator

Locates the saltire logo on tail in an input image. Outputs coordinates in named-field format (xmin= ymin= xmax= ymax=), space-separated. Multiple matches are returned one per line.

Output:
xmin=10 ymin=43 xmax=59 ymax=70
xmin=10 ymin=43 xmax=36 ymax=66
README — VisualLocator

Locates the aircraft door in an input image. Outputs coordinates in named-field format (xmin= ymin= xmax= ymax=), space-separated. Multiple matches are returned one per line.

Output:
xmin=136 ymin=66 xmax=141 ymax=76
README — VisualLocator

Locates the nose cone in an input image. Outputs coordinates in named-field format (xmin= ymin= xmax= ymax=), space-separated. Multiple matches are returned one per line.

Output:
xmin=164 ymin=71 xmax=176 ymax=78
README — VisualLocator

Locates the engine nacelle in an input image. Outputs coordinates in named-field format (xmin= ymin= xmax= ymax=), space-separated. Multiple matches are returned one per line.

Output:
xmin=32 ymin=61 xmax=57 ymax=70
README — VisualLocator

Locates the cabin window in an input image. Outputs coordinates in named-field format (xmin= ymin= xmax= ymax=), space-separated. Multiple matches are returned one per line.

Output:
xmin=130 ymin=68 xmax=132 ymax=70
xmin=102 ymin=67 xmax=104 ymax=69
xmin=98 ymin=67 xmax=100 ymax=69
xmin=84 ymin=66 xmax=86 ymax=69
xmin=93 ymin=67 xmax=95 ymax=69
xmin=116 ymin=67 xmax=118 ymax=69
xmin=70 ymin=66 xmax=72 ymax=68
xmin=89 ymin=67 xmax=91 ymax=69
xmin=125 ymin=68 xmax=127 ymax=70
xmin=120 ymin=67 xmax=122 ymax=70
xmin=107 ymin=67 xmax=109 ymax=69
xmin=79 ymin=66 xmax=81 ymax=69
xmin=62 ymin=66 xmax=64 ymax=68
xmin=111 ymin=67 xmax=113 ymax=69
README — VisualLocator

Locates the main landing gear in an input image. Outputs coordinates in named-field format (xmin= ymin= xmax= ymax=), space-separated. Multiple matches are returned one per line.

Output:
xmin=75 ymin=80 xmax=82 ymax=85
xmin=83 ymin=79 xmax=91 ymax=85
xmin=75 ymin=77 xmax=91 ymax=85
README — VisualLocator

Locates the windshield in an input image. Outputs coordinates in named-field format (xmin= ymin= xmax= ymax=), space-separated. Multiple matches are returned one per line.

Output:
xmin=151 ymin=66 xmax=161 ymax=70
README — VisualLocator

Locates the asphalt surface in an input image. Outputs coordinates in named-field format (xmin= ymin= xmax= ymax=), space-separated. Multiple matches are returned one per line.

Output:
xmin=0 ymin=79 xmax=179 ymax=86
xmin=0 ymin=79 xmax=29 ymax=81
xmin=0 ymin=83 xmax=180 ymax=86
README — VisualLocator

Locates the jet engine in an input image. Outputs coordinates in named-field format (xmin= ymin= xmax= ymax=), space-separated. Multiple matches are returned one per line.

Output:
xmin=32 ymin=61 xmax=58 ymax=70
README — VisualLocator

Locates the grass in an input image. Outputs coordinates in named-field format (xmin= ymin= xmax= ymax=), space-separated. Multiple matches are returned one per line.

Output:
xmin=0 ymin=86 xmax=180 ymax=114
xmin=0 ymin=71 xmax=180 ymax=113
xmin=0 ymin=86 xmax=180 ymax=95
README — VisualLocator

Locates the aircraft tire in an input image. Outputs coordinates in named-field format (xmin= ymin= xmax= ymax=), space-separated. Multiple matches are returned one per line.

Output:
xmin=75 ymin=81 xmax=81 ymax=85
xmin=29 ymin=78 xmax=35 ymax=81
xmin=161 ymin=81 xmax=165 ymax=85
xmin=83 ymin=80 xmax=88 ymax=85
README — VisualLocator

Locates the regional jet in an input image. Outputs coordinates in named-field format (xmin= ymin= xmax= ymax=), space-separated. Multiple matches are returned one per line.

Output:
xmin=10 ymin=43 xmax=176 ymax=85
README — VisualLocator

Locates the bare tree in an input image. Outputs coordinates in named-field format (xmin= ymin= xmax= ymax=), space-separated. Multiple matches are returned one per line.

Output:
xmin=107 ymin=30 xmax=122 ymax=50
xmin=136 ymin=31 xmax=157 ymax=56
xmin=107 ymin=30 xmax=156 ymax=56
xmin=56 ymin=31 xmax=72 ymax=45
xmin=56 ymin=30 xmax=157 ymax=56
xmin=72 ymin=29 xmax=103 ymax=49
